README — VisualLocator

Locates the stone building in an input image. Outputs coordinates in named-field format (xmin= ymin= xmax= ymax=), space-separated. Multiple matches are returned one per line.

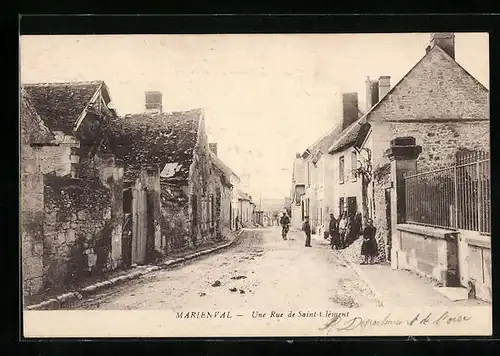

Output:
xmin=208 ymin=143 xmax=240 ymax=236
xmin=298 ymin=92 xmax=362 ymax=236
xmin=21 ymin=81 xmax=124 ymax=297
xmin=108 ymin=92 xmax=229 ymax=262
xmin=327 ymin=32 xmax=490 ymax=261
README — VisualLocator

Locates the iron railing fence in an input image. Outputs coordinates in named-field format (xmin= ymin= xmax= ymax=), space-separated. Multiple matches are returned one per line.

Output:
xmin=404 ymin=151 xmax=490 ymax=234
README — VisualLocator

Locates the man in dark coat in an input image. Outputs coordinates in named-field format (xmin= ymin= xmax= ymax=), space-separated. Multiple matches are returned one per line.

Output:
xmin=302 ymin=216 xmax=312 ymax=247
xmin=328 ymin=213 xmax=341 ymax=249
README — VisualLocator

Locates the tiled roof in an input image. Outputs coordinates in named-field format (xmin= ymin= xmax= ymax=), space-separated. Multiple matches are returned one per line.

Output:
xmin=23 ymin=81 xmax=103 ymax=135
xmin=20 ymin=87 xmax=55 ymax=145
xmin=328 ymin=117 xmax=368 ymax=153
xmin=108 ymin=109 xmax=203 ymax=182
xmin=304 ymin=124 xmax=343 ymax=159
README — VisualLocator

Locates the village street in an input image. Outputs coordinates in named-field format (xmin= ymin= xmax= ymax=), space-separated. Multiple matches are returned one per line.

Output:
xmin=66 ymin=227 xmax=383 ymax=310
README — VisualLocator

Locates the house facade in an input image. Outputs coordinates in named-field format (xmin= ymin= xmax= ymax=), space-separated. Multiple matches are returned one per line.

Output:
xmin=109 ymin=92 xmax=231 ymax=264
xmin=298 ymin=92 xmax=361 ymax=236
xmin=209 ymin=144 xmax=240 ymax=236
xmin=327 ymin=33 xmax=490 ymax=261
xmin=289 ymin=153 xmax=306 ymax=229
xmin=21 ymin=81 xmax=124 ymax=297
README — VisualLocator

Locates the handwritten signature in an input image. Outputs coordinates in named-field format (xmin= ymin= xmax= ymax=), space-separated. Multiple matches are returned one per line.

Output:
xmin=319 ymin=311 xmax=472 ymax=335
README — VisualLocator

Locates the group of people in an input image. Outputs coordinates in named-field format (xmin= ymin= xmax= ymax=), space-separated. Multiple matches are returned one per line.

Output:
xmin=327 ymin=212 xmax=378 ymax=264
xmin=279 ymin=211 xmax=379 ymax=264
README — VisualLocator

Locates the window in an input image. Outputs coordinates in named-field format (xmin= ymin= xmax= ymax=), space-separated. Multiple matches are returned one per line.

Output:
xmin=339 ymin=156 xmax=345 ymax=183
xmin=351 ymin=151 xmax=357 ymax=181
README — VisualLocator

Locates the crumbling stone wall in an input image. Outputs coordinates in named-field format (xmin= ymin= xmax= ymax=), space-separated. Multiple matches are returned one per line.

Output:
xmin=187 ymin=117 xmax=220 ymax=246
xmin=371 ymin=163 xmax=392 ymax=261
xmin=21 ymin=144 xmax=45 ymax=297
xmin=160 ymin=181 xmax=190 ymax=252
xmin=42 ymin=174 xmax=119 ymax=291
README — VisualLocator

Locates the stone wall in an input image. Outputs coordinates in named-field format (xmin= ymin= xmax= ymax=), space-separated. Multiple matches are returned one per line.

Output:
xmin=160 ymin=181 xmax=191 ymax=252
xmin=187 ymin=116 xmax=221 ymax=245
xmin=395 ymin=224 xmax=460 ymax=287
xmin=42 ymin=171 xmax=122 ymax=292
xmin=21 ymin=144 xmax=45 ymax=297
xmin=370 ymin=121 xmax=490 ymax=172
xmin=371 ymin=163 xmax=392 ymax=261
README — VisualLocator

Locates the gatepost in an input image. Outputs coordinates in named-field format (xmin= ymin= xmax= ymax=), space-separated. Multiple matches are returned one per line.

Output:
xmin=385 ymin=137 xmax=422 ymax=270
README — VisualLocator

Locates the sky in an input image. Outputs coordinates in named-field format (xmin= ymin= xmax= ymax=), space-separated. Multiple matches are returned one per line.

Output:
xmin=20 ymin=33 xmax=489 ymax=200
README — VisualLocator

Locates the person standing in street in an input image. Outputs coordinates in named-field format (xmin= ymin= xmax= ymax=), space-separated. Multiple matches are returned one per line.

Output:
xmin=338 ymin=211 xmax=348 ymax=249
xmin=302 ymin=216 xmax=312 ymax=247
xmin=360 ymin=218 xmax=378 ymax=264
xmin=328 ymin=213 xmax=341 ymax=249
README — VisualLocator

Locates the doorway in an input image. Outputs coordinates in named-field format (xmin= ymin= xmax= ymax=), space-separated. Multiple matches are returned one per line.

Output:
xmin=122 ymin=183 xmax=133 ymax=267
xmin=347 ymin=197 xmax=357 ymax=215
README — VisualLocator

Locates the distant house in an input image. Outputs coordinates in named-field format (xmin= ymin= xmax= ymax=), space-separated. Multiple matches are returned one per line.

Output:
xmin=237 ymin=190 xmax=251 ymax=225
xmin=208 ymin=143 xmax=241 ymax=236
xmin=21 ymin=81 xmax=124 ymax=296
xmin=108 ymin=92 xmax=227 ymax=262
xmin=289 ymin=153 xmax=305 ymax=230
xmin=327 ymin=33 xmax=490 ymax=260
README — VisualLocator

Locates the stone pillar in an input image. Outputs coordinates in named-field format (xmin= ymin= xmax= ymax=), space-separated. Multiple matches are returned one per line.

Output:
xmin=385 ymin=137 xmax=422 ymax=270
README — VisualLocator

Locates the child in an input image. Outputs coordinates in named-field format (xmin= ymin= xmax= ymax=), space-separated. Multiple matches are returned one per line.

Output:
xmin=302 ymin=216 xmax=311 ymax=247
xmin=360 ymin=218 xmax=378 ymax=264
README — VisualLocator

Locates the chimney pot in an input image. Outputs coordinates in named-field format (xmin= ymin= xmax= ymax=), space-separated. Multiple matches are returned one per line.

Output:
xmin=378 ymin=76 xmax=391 ymax=100
xmin=145 ymin=91 xmax=163 ymax=113
xmin=365 ymin=77 xmax=379 ymax=111
xmin=342 ymin=92 xmax=359 ymax=130
xmin=430 ymin=32 xmax=455 ymax=59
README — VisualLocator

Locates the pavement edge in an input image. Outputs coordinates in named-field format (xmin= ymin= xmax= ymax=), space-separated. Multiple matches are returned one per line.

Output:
xmin=25 ymin=230 xmax=245 ymax=311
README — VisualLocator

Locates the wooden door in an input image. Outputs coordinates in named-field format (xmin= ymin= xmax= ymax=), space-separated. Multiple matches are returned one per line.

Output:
xmin=132 ymin=183 xmax=147 ymax=264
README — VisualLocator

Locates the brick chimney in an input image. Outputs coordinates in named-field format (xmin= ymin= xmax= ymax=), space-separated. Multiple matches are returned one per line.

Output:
xmin=295 ymin=153 xmax=301 ymax=158
xmin=430 ymin=32 xmax=455 ymax=59
xmin=378 ymin=76 xmax=391 ymax=100
xmin=209 ymin=143 xmax=218 ymax=156
xmin=365 ymin=76 xmax=379 ymax=111
xmin=145 ymin=91 xmax=163 ymax=114
xmin=342 ymin=92 xmax=359 ymax=130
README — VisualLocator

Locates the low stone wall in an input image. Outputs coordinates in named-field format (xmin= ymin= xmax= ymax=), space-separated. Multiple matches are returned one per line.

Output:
xmin=462 ymin=232 xmax=491 ymax=303
xmin=42 ymin=174 xmax=122 ymax=292
xmin=393 ymin=223 xmax=459 ymax=287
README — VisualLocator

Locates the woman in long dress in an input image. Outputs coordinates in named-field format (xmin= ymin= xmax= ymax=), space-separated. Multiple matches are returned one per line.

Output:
xmin=360 ymin=218 xmax=378 ymax=264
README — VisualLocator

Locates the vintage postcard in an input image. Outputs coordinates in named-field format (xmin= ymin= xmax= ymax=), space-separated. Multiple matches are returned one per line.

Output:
xmin=20 ymin=32 xmax=491 ymax=338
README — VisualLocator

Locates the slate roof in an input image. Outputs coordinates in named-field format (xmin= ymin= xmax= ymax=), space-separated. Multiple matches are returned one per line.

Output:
xmin=20 ymin=87 xmax=55 ymax=145
xmin=108 ymin=109 xmax=203 ymax=182
xmin=23 ymin=81 xmax=103 ymax=135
